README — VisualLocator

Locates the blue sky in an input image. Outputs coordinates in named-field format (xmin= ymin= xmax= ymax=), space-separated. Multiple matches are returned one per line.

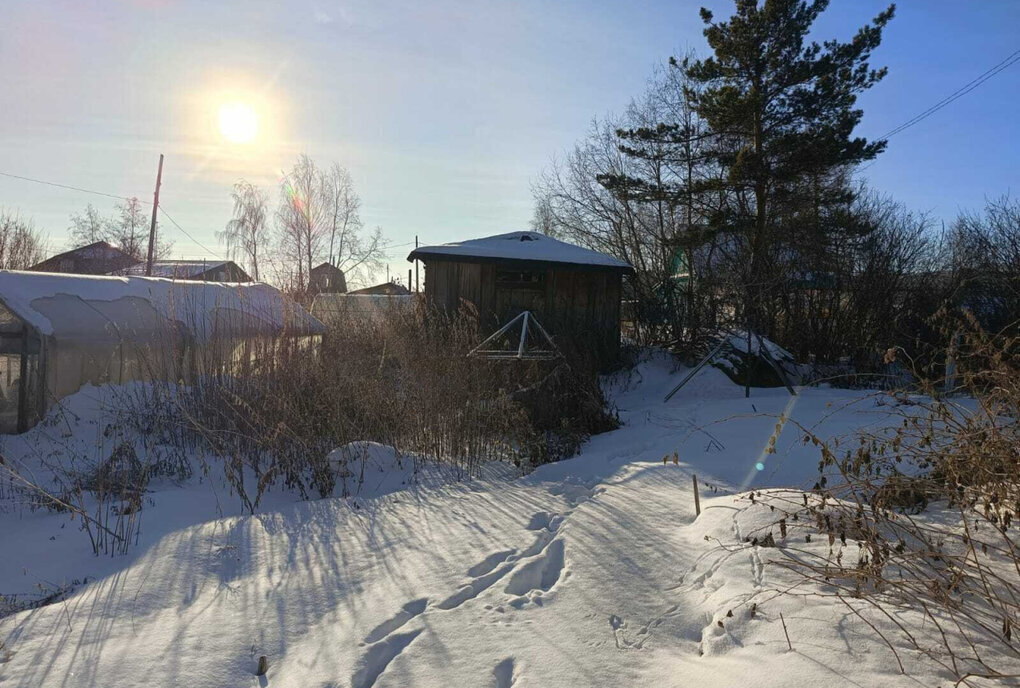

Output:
xmin=1 ymin=0 xmax=1017 ymax=285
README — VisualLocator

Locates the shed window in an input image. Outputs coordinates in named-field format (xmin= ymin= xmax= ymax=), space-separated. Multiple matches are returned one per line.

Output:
xmin=496 ymin=269 xmax=544 ymax=290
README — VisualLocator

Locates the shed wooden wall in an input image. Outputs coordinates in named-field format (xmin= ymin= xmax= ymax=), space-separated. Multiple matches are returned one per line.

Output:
xmin=423 ymin=259 xmax=622 ymax=366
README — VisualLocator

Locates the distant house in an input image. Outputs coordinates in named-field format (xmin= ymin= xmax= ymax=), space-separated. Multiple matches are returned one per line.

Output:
xmin=29 ymin=241 xmax=139 ymax=275
xmin=347 ymin=282 xmax=411 ymax=296
xmin=114 ymin=260 xmax=252 ymax=282
xmin=309 ymin=262 xmax=347 ymax=294
xmin=408 ymin=231 xmax=633 ymax=367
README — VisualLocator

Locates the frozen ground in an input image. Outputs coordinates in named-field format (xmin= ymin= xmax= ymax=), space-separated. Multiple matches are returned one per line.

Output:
xmin=0 ymin=353 xmax=969 ymax=686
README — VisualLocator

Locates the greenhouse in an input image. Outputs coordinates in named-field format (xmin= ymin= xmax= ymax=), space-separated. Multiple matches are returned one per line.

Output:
xmin=310 ymin=292 xmax=415 ymax=326
xmin=0 ymin=270 xmax=325 ymax=433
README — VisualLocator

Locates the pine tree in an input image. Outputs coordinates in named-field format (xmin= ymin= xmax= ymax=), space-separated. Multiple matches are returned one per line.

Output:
xmin=683 ymin=0 xmax=895 ymax=348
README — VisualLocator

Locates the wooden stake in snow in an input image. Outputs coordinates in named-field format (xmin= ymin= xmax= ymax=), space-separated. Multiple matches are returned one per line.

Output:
xmin=780 ymin=613 xmax=793 ymax=651
xmin=256 ymin=655 xmax=268 ymax=676
xmin=693 ymin=474 xmax=701 ymax=516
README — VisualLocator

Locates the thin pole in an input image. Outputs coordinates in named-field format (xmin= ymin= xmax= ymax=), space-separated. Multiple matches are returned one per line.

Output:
xmin=517 ymin=311 xmax=530 ymax=358
xmin=745 ymin=325 xmax=752 ymax=398
xmin=664 ymin=337 xmax=727 ymax=402
xmin=145 ymin=153 xmax=164 ymax=276
xmin=755 ymin=332 xmax=796 ymax=396
xmin=692 ymin=474 xmax=701 ymax=516
xmin=467 ymin=311 xmax=525 ymax=357
xmin=17 ymin=324 xmax=29 ymax=433
xmin=415 ymin=235 xmax=419 ymax=292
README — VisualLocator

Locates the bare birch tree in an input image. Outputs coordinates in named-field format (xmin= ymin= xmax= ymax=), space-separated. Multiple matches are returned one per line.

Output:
xmin=275 ymin=155 xmax=385 ymax=292
xmin=322 ymin=163 xmax=384 ymax=283
xmin=0 ymin=210 xmax=47 ymax=269
xmin=220 ymin=181 xmax=270 ymax=281
xmin=110 ymin=197 xmax=149 ymax=260
xmin=276 ymin=155 xmax=325 ymax=291
xmin=68 ymin=204 xmax=108 ymax=246
xmin=68 ymin=199 xmax=171 ymax=260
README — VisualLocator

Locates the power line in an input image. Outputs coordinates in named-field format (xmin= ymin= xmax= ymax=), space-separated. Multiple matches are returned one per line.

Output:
xmin=0 ymin=165 xmax=404 ymax=263
xmin=0 ymin=166 xmax=224 ymax=258
xmin=877 ymin=48 xmax=1020 ymax=142
xmin=858 ymin=47 xmax=1020 ymax=174
xmin=156 ymin=205 xmax=221 ymax=257
xmin=0 ymin=170 xmax=143 ymax=203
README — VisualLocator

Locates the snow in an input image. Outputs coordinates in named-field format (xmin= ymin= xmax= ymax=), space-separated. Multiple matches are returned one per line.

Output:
xmin=408 ymin=231 xmax=634 ymax=272
xmin=722 ymin=329 xmax=795 ymax=361
xmin=0 ymin=270 xmax=324 ymax=339
xmin=0 ymin=352 xmax=986 ymax=687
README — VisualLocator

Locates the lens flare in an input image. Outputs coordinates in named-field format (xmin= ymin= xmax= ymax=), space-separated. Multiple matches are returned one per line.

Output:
xmin=740 ymin=393 xmax=800 ymax=491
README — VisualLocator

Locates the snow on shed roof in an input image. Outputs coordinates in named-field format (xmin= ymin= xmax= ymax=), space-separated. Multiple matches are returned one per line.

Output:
xmin=0 ymin=270 xmax=324 ymax=340
xmin=407 ymin=231 xmax=634 ymax=273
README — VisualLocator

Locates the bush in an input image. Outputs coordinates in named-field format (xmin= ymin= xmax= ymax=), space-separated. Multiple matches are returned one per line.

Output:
xmin=123 ymin=302 xmax=617 ymax=510
xmin=750 ymin=315 xmax=1020 ymax=685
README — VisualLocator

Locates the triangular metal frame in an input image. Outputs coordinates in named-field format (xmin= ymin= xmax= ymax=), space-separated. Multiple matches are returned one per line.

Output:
xmin=468 ymin=310 xmax=562 ymax=361
xmin=663 ymin=329 xmax=796 ymax=402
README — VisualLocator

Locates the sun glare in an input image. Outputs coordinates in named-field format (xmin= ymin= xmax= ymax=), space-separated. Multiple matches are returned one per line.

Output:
xmin=218 ymin=101 xmax=258 ymax=144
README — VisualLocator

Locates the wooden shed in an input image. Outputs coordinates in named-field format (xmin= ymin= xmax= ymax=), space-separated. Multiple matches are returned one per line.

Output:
xmin=309 ymin=262 xmax=347 ymax=294
xmin=408 ymin=231 xmax=633 ymax=367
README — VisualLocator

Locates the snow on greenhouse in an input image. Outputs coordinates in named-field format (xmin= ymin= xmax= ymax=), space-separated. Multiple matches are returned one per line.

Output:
xmin=0 ymin=270 xmax=325 ymax=433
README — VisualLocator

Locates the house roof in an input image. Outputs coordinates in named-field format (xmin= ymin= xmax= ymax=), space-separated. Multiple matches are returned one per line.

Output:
xmin=407 ymin=231 xmax=634 ymax=274
xmin=29 ymin=241 xmax=137 ymax=270
xmin=115 ymin=260 xmax=237 ymax=279
xmin=311 ymin=262 xmax=344 ymax=275
xmin=347 ymin=282 xmax=410 ymax=296
xmin=0 ymin=270 xmax=323 ymax=341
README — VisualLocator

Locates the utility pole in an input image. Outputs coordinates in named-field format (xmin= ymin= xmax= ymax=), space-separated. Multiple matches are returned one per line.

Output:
xmin=415 ymin=235 xmax=419 ymax=292
xmin=145 ymin=154 xmax=164 ymax=277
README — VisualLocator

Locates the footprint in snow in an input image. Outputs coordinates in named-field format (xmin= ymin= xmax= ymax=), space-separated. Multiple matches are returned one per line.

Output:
xmin=548 ymin=479 xmax=603 ymax=507
xmin=350 ymin=629 xmax=422 ymax=688
xmin=468 ymin=549 xmax=517 ymax=577
xmin=492 ymin=657 xmax=517 ymax=687
xmin=363 ymin=598 xmax=429 ymax=645
xmin=435 ymin=562 xmax=516 ymax=610
xmin=504 ymin=538 xmax=566 ymax=609
xmin=524 ymin=511 xmax=563 ymax=532
xmin=609 ymin=615 xmax=649 ymax=650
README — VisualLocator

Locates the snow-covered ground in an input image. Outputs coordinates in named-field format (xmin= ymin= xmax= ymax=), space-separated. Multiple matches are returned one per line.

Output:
xmin=0 ymin=353 xmax=965 ymax=686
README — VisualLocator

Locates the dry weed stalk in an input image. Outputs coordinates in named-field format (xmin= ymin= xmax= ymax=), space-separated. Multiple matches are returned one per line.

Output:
xmin=742 ymin=318 xmax=1020 ymax=685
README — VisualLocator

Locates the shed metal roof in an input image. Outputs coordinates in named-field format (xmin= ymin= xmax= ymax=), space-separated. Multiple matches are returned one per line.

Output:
xmin=407 ymin=231 xmax=634 ymax=274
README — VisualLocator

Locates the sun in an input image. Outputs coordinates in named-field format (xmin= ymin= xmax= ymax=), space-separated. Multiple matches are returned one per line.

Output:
xmin=218 ymin=101 xmax=258 ymax=144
